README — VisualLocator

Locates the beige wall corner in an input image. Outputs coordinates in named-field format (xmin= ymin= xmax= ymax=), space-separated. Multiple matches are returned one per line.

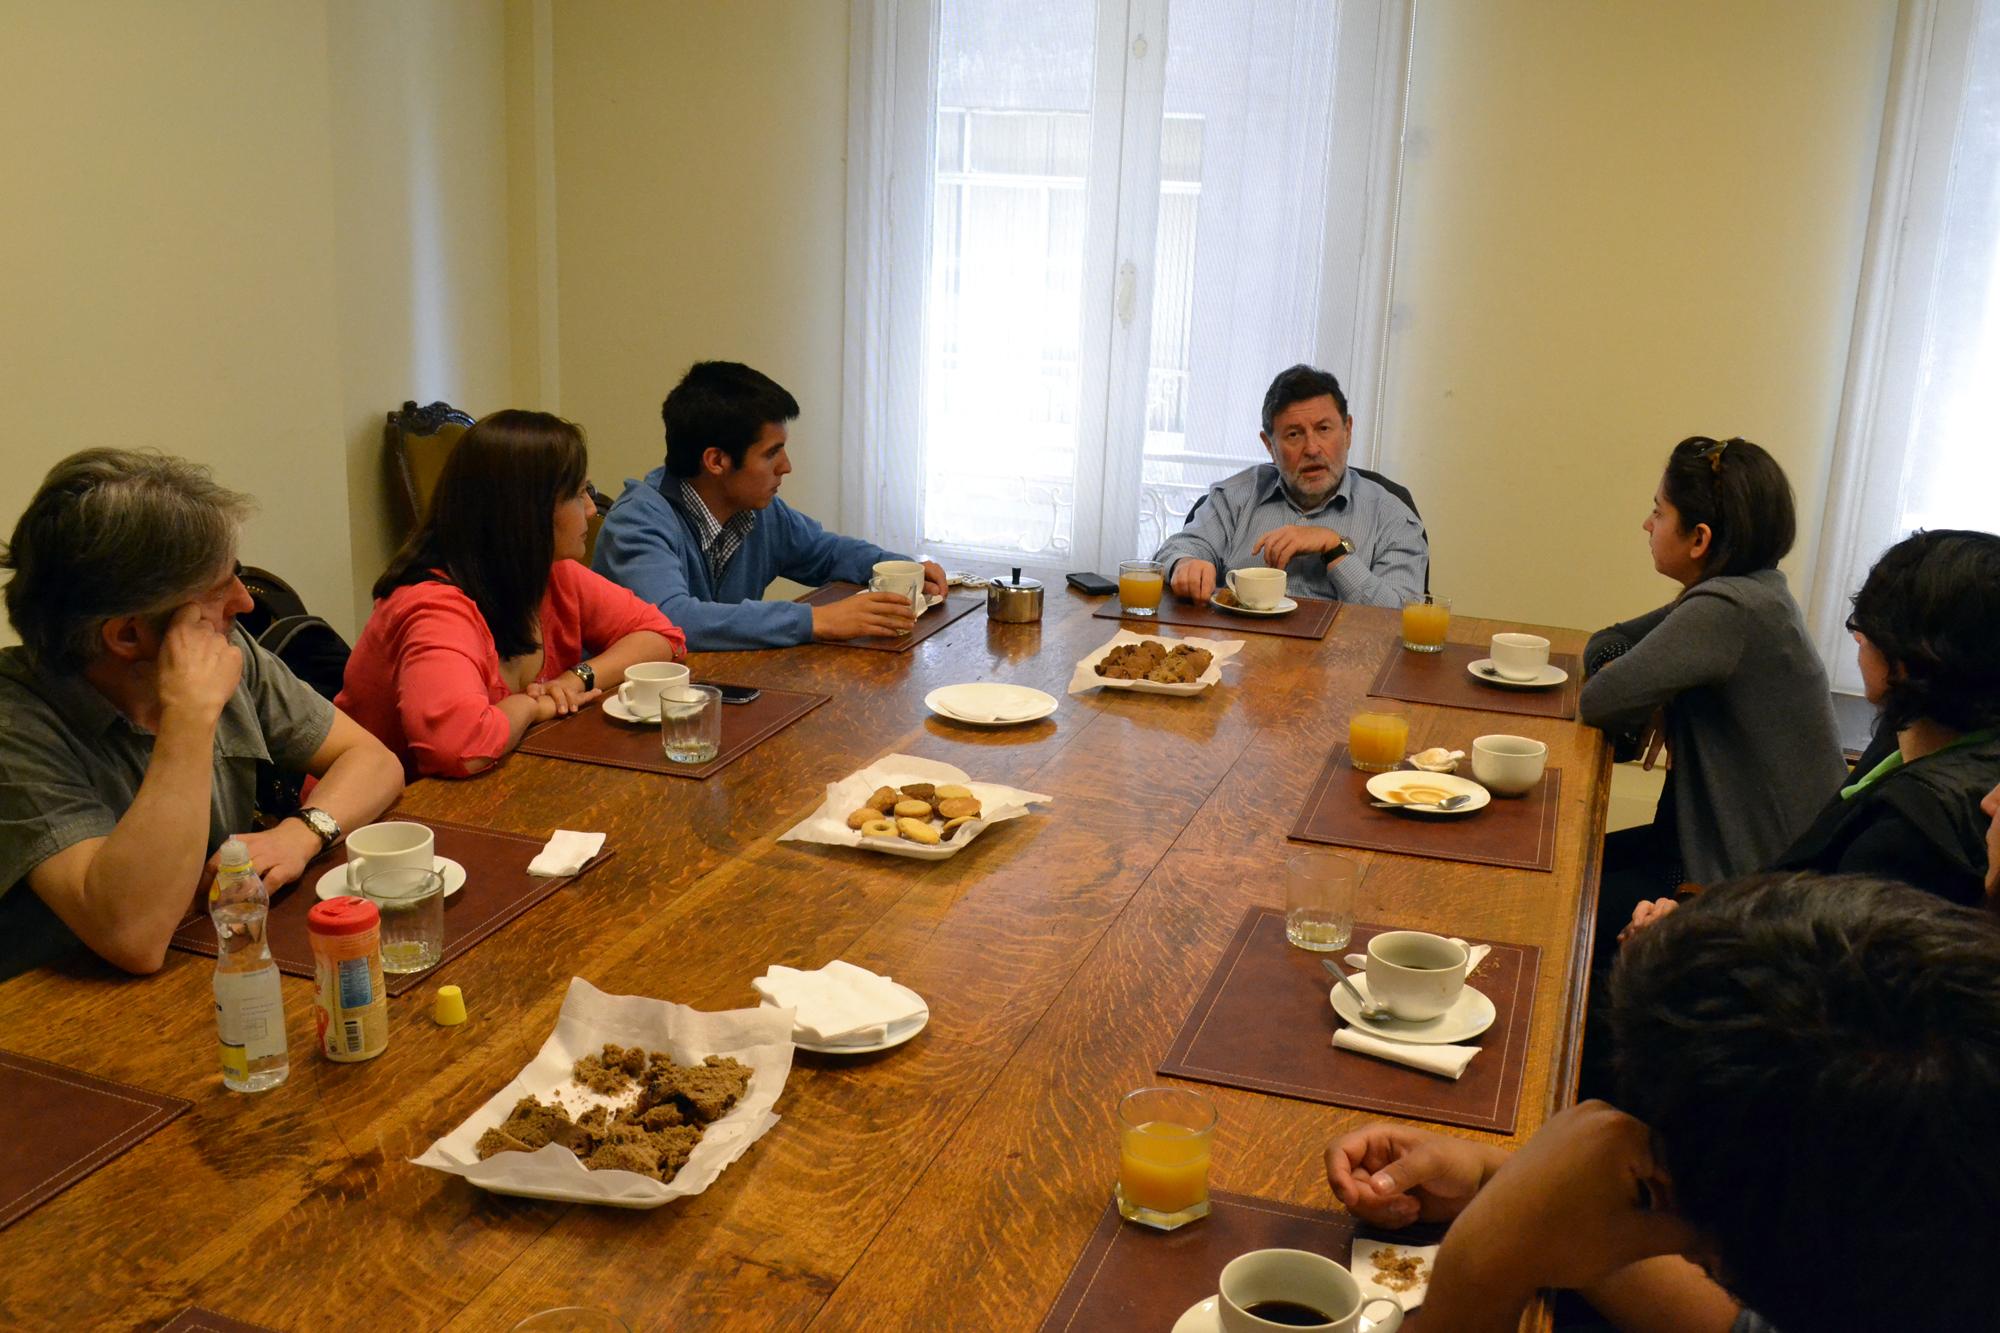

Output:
xmin=1378 ymin=0 xmax=1896 ymax=632
xmin=548 ymin=0 xmax=851 ymax=518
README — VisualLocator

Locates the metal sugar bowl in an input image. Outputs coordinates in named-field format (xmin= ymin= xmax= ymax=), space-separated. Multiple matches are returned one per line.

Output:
xmin=986 ymin=567 xmax=1044 ymax=623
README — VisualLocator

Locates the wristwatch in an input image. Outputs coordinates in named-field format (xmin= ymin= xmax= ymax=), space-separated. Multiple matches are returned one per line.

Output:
xmin=567 ymin=661 xmax=597 ymax=691
xmin=294 ymin=806 xmax=341 ymax=851
xmin=1332 ymin=536 xmax=1357 ymax=561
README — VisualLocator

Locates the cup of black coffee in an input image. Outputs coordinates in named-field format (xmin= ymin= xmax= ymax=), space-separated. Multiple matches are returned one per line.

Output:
xmin=1216 ymin=1248 xmax=1404 ymax=1332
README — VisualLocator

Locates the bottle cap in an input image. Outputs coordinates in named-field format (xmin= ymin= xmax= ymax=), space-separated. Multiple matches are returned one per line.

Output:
xmin=217 ymin=838 xmax=251 ymax=871
xmin=433 ymin=984 xmax=467 ymax=1026
xmin=307 ymin=895 xmax=380 ymax=936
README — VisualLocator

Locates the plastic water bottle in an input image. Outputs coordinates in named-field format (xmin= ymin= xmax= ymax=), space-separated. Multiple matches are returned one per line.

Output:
xmin=210 ymin=839 xmax=289 ymax=1092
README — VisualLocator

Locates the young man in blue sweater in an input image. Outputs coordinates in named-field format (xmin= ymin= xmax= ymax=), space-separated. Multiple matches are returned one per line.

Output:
xmin=594 ymin=362 xmax=944 ymax=650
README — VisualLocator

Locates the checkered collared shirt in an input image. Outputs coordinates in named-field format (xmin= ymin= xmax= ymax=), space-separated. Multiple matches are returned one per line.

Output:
xmin=677 ymin=478 xmax=758 ymax=586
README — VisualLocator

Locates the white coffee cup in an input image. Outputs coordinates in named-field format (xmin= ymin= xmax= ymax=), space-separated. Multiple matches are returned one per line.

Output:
xmin=1217 ymin=1248 xmax=1404 ymax=1333
xmin=618 ymin=660 xmax=690 ymax=717
xmin=1489 ymin=632 xmax=1551 ymax=681
xmin=1354 ymin=930 xmax=1468 ymax=1022
xmin=346 ymin=821 xmax=435 ymax=882
xmin=1471 ymin=733 xmax=1549 ymax=796
xmin=1226 ymin=567 xmax=1287 ymax=609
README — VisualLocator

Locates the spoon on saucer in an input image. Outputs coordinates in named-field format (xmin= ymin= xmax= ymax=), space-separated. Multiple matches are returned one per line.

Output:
xmin=1371 ymin=793 xmax=1474 ymax=812
xmin=1322 ymin=958 xmax=1393 ymax=1022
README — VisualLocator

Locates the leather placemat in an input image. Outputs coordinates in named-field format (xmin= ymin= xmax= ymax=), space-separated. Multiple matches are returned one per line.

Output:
xmin=1092 ymin=590 xmax=1339 ymax=641
xmin=1158 ymin=909 xmax=1539 ymax=1135
xmin=793 ymin=582 xmax=982 ymax=651
xmin=1039 ymin=1189 xmax=1435 ymax=1332
xmin=1367 ymin=641 xmax=1581 ymax=720
xmin=0 ymin=1049 xmax=191 ymax=1231
xmin=157 ymin=1310 xmax=281 ymax=1333
xmin=517 ymin=682 xmax=828 ymax=779
xmin=1290 ymin=747 xmax=1562 ymax=872
xmin=168 ymin=817 xmax=612 ymax=996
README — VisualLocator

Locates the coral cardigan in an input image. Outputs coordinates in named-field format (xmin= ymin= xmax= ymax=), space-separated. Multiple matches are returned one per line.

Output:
xmin=337 ymin=561 xmax=684 ymax=778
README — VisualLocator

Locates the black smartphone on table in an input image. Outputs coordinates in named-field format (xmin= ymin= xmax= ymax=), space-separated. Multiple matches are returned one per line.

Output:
xmin=1065 ymin=571 xmax=1118 ymax=596
xmin=712 ymin=684 xmax=762 ymax=704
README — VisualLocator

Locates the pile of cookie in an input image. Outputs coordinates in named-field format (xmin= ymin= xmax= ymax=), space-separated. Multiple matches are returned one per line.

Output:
xmin=845 ymin=781 xmax=983 ymax=846
xmin=1096 ymin=639 xmax=1214 ymax=684
xmin=473 ymin=1043 xmax=752 ymax=1183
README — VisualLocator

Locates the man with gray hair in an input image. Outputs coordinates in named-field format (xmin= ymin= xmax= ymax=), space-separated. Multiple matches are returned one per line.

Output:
xmin=0 ymin=449 xmax=403 ymax=978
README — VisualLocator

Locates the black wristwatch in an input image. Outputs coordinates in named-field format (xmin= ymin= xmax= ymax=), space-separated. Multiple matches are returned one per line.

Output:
xmin=1331 ymin=536 xmax=1357 ymax=561
xmin=568 ymin=661 xmax=597 ymax=691
xmin=294 ymin=806 xmax=341 ymax=851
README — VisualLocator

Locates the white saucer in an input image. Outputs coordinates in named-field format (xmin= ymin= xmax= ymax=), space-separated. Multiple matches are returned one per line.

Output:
xmin=1172 ymin=1295 xmax=1220 ymax=1333
xmin=786 ymin=1009 xmax=929 ymax=1055
xmin=1330 ymin=975 xmax=1496 ymax=1044
xmin=602 ymin=694 xmax=660 ymax=725
xmin=925 ymin=591 xmax=944 ymax=610
xmin=1364 ymin=770 xmax=1491 ymax=815
xmin=1468 ymin=658 xmax=1568 ymax=690
xmin=925 ymin=683 xmax=1058 ymax=727
xmin=1211 ymin=593 xmax=1298 ymax=617
xmin=315 ymin=856 xmax=466 ymax=900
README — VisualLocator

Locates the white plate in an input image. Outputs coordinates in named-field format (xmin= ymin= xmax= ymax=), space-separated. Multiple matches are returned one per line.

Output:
xmin=602 ymin=694 xmax=660 ymax=725
xmin=925 ymin=683 xmax=1058 ymax=726
xmin=1330 ymin=975 xmax=1497 ymax=1044
xmin=853 ymin=821 xmax=985 ymax=861
xmin=1082 ymin=634 xmax=1223 ymax=696
xmin=1467 ymin=658 xmax=1568 ymax=690
xmin=1210 ymin=593 xmax=1298 ymax=617
xmin=315 ymin=856 xmax=466 ymax=900
xmin=1363 ymin=770 xmax=1491 ymax=815
xmin=779 ymin=1008 xmax=930 ymax=1055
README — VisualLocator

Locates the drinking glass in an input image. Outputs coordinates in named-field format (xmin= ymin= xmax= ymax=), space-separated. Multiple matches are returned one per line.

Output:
xmin=1285 ymin=851 xmax=1357 ymax=951
xmin=1347 ymin=710 xmax=1409 ymax=772
xmin=659 ymin=684 xmax=723 ymax=765
xmin=1116 ymin=1086 xmax=1215 ymax=1230
xmin=358 ymin=865 xmax=445 ymax=973
xmin=509 ymin=1311 xmax=631 ymax=1333
xmin=1400 ymin=593 xmax=1451 ymax=652
xmin=1117 ymin=559 xmax=1165 ymax=615
xmin=867 ymin=572 xmax=922 ymax=618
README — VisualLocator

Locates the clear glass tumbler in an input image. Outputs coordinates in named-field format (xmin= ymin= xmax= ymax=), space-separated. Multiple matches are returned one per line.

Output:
xmin=1118 ymin=559 xmax=1165 ymax=615
xmin=1400 ymin=593 xmax=1451 ymax=652
xmin=1115 ymin=1086 xmax=1216 ymax=1230
xmin=659 ymin=683 xmax=723 ymax=765
xmin=1285 ymin=850 xmax=1358 ymax=951
xmin=358 ymin=865 xmax=446 ymax=973
xmin=509 ymin=1311 xmax=631 ymax=1333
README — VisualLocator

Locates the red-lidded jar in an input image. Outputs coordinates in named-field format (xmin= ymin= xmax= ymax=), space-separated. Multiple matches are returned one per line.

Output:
xmin=308 ymin=896 xmax=388 ymax=1062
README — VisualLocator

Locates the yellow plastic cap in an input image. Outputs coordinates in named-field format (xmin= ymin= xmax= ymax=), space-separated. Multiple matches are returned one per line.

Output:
xmin=433 ymin=984 xmax=468 ymax=1026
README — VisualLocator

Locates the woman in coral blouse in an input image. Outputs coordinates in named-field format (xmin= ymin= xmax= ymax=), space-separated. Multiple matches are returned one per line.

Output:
xmin=339 ymin=410 xmax=685 ymax=777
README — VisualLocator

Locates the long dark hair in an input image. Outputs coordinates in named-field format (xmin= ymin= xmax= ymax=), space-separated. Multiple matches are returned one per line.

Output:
xmin=1846 ymin=529 xmax=2000 ymax=734
xmin=375 ymin=410 xmax=587 ymax=658
xmin=1659 ymin=435 xmax=1796 ymax=582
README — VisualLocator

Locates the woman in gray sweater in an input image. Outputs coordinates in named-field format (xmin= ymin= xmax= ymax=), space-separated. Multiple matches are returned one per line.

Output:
xmin=1580 ymin=437 xmax=1845 ymax=906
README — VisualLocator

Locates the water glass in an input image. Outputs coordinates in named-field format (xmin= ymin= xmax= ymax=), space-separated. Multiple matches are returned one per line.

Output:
xmin=868 ymin=572 xmax=922 ymax=617
xmin=358 ymin=865 xmax=446 ymax=973
xmin=1400 ymin=593 xmax=1451 ymax=652
xmin=659 ymin=683 xmax=723 ymax=765
xmin=509 ymin=1311 xmax=632 ymax=1333
xmin=1116 ymin=1086 xmax=1215 ymax=1230
xmin=1284 ymin=851 xmax=1357 ymax=951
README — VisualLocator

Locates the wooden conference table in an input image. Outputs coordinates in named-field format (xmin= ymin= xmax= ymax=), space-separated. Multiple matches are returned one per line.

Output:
xmin=0 ymin=589 xmax=1607 ymax=1331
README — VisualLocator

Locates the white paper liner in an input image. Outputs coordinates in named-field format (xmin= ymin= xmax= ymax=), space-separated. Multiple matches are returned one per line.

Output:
xmin=1066 ymin=628 xmax=1242 ymax=695
xmin=776 ymin=753 xmax=1052 ymax=858
xmin=411 ymin=977 xmax=794 ymax=1208
xmin=1351 ymin=1237 xmax=1438 ymax=1310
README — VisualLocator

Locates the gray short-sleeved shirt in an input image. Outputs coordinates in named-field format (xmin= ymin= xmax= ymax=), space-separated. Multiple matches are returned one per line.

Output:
xmin=0 ymin=625 xmax=334 ymax=976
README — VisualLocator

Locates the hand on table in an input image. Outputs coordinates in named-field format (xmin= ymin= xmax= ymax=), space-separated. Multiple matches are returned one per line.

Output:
xmin=1618 ymin=897 xmax=1680 ymax=946
xmin=532 ymin=672 xmax=602 ymax=717
xmin=921 ymin=560 xmax=948 ymax=599
xmin=1326 ymin=1123 xmax=1502 ymax=1228
xmin=210 ymin=820 xmax=323 ymax=892
xmin=1981 ymin=781 xmax=2000 ymax=900
xmin=156 ymin=604 xmax=244 ymax=728
xmin=1253 ymin=524 xmax=1345 ymax=570
xmin=813 ymin=591 xmax=918 ymax=641
xmin=1169 ymin=558 xmax=1216 ymax=603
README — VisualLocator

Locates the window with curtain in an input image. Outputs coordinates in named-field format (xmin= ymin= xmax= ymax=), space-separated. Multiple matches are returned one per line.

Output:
xmin=1811 ymin=0 xmax=2000 ymax=693
xmin=844 ymin=0 xmax=1411 ymax=574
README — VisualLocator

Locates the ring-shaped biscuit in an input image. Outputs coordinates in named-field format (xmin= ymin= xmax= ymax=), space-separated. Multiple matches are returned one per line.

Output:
xmin=859 ymin=818 xmax=898 ymax=838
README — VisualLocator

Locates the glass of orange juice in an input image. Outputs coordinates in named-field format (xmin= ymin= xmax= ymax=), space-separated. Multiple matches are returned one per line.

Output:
xmin=1118 ymin=560 xmax=1166 ymax=616
xmin=1400 ymin=594 xmax=1451 ymax=652
xmin=1348 ymin=710 xmax=1410 ymax=772
xmin=1116 ymin=1086 xmax=1215 ymax=1230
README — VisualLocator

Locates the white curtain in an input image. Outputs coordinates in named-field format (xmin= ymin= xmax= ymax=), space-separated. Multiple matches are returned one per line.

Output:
xmin=1810 ymin=0 xmax=2000 ymax=693
xmin=844 ymin=0 xmax=1413 ymax=575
